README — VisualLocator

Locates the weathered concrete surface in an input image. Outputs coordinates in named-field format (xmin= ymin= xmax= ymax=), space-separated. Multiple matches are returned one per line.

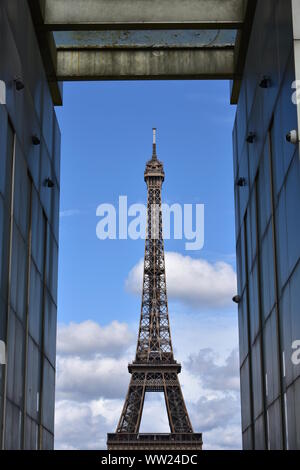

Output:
xmin=56 ymin=47 xmax=235 ymax=80
xmin=28 ymin=0 xmax=255 ymax=104
xmin=44 ymin=0 xmax=246 ymax=30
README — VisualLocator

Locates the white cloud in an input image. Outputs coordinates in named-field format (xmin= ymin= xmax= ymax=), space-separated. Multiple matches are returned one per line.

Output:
xmin=125 ymin=252 xmax=237 ymax=309
xmin=55 ymin=320 xmax=133 ymax=448
xmin=190 ymin=394 xmax=241 ymax=433
xmin=185 ymin=348 xmax=240 ymax=392
xmin=57 ymin=320 xmax=134 ymax=357
xmin=55 ymin=399 xmax=123 ymax=450
xmin=184 ymin=347 xmax=242 ymax=450
xmin=56 ymin=355 xmax=130 ymax=400
xmin=201 ymin=424 xmax=242 ymax=450
xmin=139 ymin=393 xmax=170 ymax=433
xmin=55 ymin=317 xmax=241 ymax=450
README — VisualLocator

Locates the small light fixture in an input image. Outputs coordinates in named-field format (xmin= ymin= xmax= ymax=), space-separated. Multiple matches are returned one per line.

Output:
xmin=44 ymin=178 xmax=54 ymax=188
xmin=259 ymin=76 xmax=272 ymax=89
xmin=0 ymin=340 xmax=6 ymax=365
xmin=232 ymin=295 xmax=241 ymax=304
xmin=0 ymin=80 xmax=6 ymax=105
xmin=246 ymin=132 xmax=256 ymax=144
xmin=237 ymin=177 xmax=247 ymax=187
xmin=14 ymin=77 xmax=24 ymax=91
xmin=286 ymin=130 xmax=299 ymax=145
xmin=32 ymin=135 xmax=40 ymax=146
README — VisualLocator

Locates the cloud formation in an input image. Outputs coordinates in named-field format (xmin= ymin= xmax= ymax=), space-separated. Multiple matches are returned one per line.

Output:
xmin=55 ymin=399 xmax=123 ymax=450
xmin=190 ymin=394 xmax=241 ymax=433
xmin=55 ymin=320 xmax=134 ymax=448
xmin=56 ymin=320 xmax=134 ymax=401
xmin=55 ymin=319 xmax=241 ymax=450
xmin=185 ymin=348 xmax=241 ymax=449
xmin=185 ymin=348 xmax=240 ymax=392
xmin=56 ymin=355 xmax=130 ymax=401
xmin=57 ymin=320 xmax=134 ymax=357
xmin=125 ymin=252 xmax=237 ymax=309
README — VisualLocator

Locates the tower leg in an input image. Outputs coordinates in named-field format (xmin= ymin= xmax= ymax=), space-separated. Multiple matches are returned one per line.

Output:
xmin=116 ymin=374 xmax=146 ymax=433
xmin=163 ymin=373 xmax=193 ymax=433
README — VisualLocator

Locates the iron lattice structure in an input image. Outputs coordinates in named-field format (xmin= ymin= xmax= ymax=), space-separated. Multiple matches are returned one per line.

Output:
xmin=107 ymin=130 xmax=202 ymax=450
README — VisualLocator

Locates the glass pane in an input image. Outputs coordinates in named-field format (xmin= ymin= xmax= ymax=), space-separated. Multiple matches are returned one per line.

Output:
xmin=54 ymin=30 xmax=237 ymax=48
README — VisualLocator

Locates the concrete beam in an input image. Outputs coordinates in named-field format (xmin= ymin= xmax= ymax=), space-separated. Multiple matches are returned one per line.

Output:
xmin=230 ymin=0 xmax=257 ymax=104
xmin=55 ymin=47 xmax=235 ymax=81
xmin=44 ymin=0 xmax=246 ymax=30
xmin=28 ymin=0 xmax=63 ymax=105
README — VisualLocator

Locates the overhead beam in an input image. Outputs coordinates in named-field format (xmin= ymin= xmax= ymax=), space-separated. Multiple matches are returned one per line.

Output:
xmin=230 ymin=0 xmax=257 ymax=104
xmin=28 ymin=0 xmax=63 ymax=105
xmin=55 ymin=47 xmax=235 ymax=81
xmin=44 ymin=0 xmax=246 ymax=30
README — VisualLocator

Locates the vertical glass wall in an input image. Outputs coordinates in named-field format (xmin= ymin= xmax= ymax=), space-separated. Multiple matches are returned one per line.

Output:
xmin=0 ymin=0 xmax=60 ymax=448
xmin=234 ymin=0 xmax=300 ymax=449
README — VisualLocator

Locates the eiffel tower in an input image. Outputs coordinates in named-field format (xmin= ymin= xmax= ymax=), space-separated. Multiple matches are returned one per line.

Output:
xmin=107 ymin=129 xmax=202 ymax=451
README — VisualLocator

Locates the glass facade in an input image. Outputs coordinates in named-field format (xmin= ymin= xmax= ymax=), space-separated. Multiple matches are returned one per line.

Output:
xmin=233 ymin=0 xmax=300 ymax=450
xmin=0 ymin=1 xmax=60 ymax=449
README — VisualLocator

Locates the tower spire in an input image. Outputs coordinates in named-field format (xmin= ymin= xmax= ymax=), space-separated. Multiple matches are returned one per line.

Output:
xmin=152 ymin=127 xmax=157 ymax=159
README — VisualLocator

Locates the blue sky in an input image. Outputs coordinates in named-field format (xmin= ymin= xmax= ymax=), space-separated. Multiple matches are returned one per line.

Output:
xmin=56 ymin=80 xmax=236 ymax=326
xmin=54 ymin=80 xmax=241 ymax=450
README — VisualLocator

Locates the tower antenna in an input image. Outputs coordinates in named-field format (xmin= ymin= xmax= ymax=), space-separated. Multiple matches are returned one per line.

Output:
xmin=152 ymin=127 xmax=157 ymax=158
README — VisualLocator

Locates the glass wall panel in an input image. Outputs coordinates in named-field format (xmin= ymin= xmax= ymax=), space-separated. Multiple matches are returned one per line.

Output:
xmin=288 ymin=261 xmax=300 ymax=384
xmin=279 ymin=283 xmax=293 ymax=386
xmin=254 ymin=414 xmax=266 ymax=449
xmin=0 ymin=195 xmax=5 ymax=301
xmin=242 ymin=426 xmax=253 ymax=450
xmin=240 ymin=358 xmax=251 ymax=431
xmin=263 ymin=310 xmax=280 ymax=406
xmin=42 ymin=428 xmax=54 ymax=450
xmin=285 ymin=154 xmax=300 ymax=276
xmin=28 ymin=261 xmax=43 ymax=345
xmin=13 ymin=144 xmax=30 ymax=242
xmin=2 ymin=120 xmax=14 ymax=206
xmin=41 ymin=359 xmax=55 ymax=434
xmin=238 ymin=291 xmax=249 ymax=364
xmin=285 ymin=383 xmax=296 ymax=450
xmin=260 ymin=223 xmax=276 ymax=321
xmin=267 ymin=398 xmax=283 ymax=449
xmin=24 ymin=416 xmax=38 ymax=450
xmin=258 ymin=142 xmax=272 ymax=239
xmin=249 ymin=261 xmax=260 ymax=344
xmin=252 ymin=337 xmax=263 ymax=419
xmin=0 ymin=106 xmax=8 ymax=197
xmin=275 ymin=188 xmax=288 ymax=293
xmin=238 ymin=147 xmax=249 ymax=222
xmin=236 ymin=235 xmax=243 ymax=295
xmin=270 ymin=104 xmax=284 ymax=198
xmin=44 ymin=290 xmax=57 ymax=367
xmin=4 ymin=400 xmax=22 ymax=450
xmin=31 ymin=188 xmax=46 ymax=276
xmin=249 ymin=188 xmax=257 ymax=268
xmin=46 ymin=227 xmax=58 ymax=305
xmin=240 ymin=223 xmax=247 ymax=293
xmin=6 ymin=310 xmax=24 ymax=408
xmin=9 ymin=224 xmax=27 ymax=323
xmin=26 ymin=337 xmax=41 ymax=422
